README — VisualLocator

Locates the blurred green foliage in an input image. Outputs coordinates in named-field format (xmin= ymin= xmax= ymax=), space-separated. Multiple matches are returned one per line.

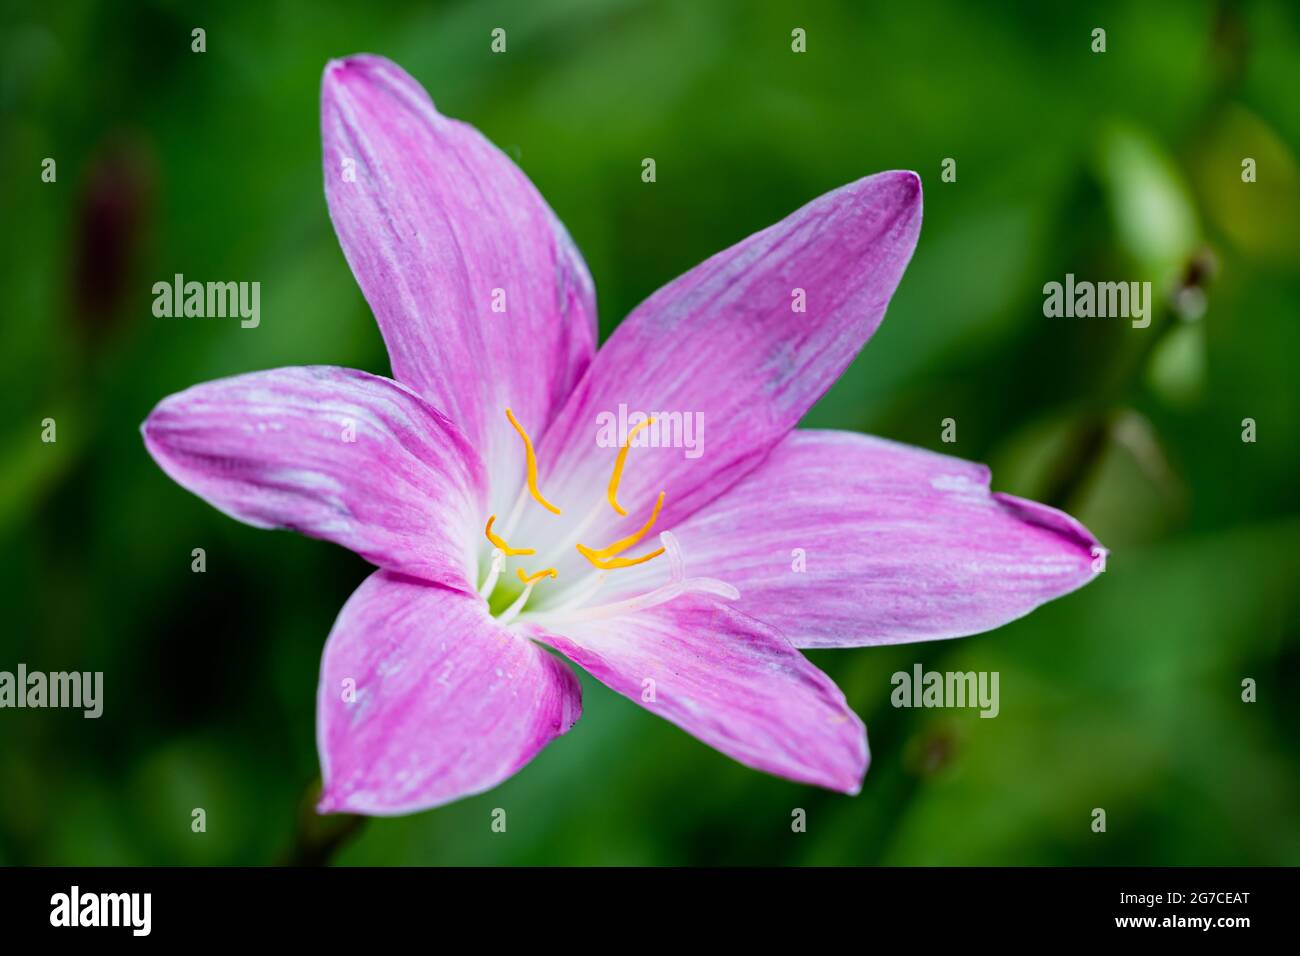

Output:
xmin=1 ymin=0 xmax=1297 ymax=865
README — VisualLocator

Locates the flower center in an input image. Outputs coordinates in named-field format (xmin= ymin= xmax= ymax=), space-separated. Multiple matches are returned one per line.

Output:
xmin=477 ymin=408 xmax=671 ymax=621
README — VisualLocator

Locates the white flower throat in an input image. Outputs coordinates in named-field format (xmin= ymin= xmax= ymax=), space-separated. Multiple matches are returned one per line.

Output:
xmin=475 ymin=408 xmax=735 ymax=625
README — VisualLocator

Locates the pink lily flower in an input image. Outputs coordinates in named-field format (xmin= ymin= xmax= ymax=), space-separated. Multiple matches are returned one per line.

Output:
xmin=141 ymin=55 xmax=1101 ymax=815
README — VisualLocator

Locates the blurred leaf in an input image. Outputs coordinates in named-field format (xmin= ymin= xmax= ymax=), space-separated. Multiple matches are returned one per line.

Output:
xmin=1096 ymin=122 xmax=1200 ymax=283
xmin=1146 ymin=318 xmax=1208 ymax=406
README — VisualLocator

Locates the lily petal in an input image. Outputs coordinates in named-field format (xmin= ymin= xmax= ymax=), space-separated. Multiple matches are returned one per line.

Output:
xmin=318 ymin=571 xmax=581 ymax=815
xmin=616 ymin=429 xmax=1101 ymax=648
xmin=525 ymin=594 xmax=867 ymax=793
xmin=141 ymin=366 xmax=486 ymax=590
xmin=524 ymin=170 xmax=921 ymax=551
xmin=321 ymin=54 xmax=597 ymax=517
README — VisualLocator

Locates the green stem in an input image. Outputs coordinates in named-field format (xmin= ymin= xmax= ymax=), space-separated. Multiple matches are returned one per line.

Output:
xmin=278 ymin=780 xmax=367 ymax=867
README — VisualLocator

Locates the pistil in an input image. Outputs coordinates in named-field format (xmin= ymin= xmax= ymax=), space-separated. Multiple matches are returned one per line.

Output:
xmin=482 ymin=409 xmax=672 ymax=615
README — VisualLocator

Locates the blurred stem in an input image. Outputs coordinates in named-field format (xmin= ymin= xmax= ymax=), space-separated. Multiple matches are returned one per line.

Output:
xmin=1038 ymin=311 xmax=1178 ymax=510
xmin=1039 ymin=413 xmax=1112 ymax=513
xmin=1040 ymin=251 xmax=1211 ymax=511
xmin=278 ymin=780 xmax=367 ymax=867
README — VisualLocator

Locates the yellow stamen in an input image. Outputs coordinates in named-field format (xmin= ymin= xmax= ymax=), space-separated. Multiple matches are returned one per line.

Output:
xmin=506 ymin=407 xmax=561 ymax=515
xmin=575 ymin=547 xmax=666 ymax=571
xmin=516 ymin=566 xmax=558 ymax=586
xmin=607 ymin=417 xmax=656 ymax=516
xmin=577 ymin=492 xmax=665 ymax=562
xmin=484 ymin=515 xmax=535 ymax=556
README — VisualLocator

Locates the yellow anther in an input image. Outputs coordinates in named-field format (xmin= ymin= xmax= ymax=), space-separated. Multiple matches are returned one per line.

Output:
xmin=516 ymin=566 xmax=558 ymax=586
xmin=577 ymin=492 xmax=665 ymax=562
xmin=575 ymin=547 xmax=666 ymax=571
xmin=606 ymin=417 xmax=656 ymax=516
xmin=484 ymin=515 xmax=535 ymax=556
xmin=506 ymin=407 xmax=561 ymax=515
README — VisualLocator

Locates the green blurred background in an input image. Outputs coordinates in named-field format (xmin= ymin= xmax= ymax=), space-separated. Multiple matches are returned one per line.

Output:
xmin=2 ymin=0 xmax=1297 ymax=865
